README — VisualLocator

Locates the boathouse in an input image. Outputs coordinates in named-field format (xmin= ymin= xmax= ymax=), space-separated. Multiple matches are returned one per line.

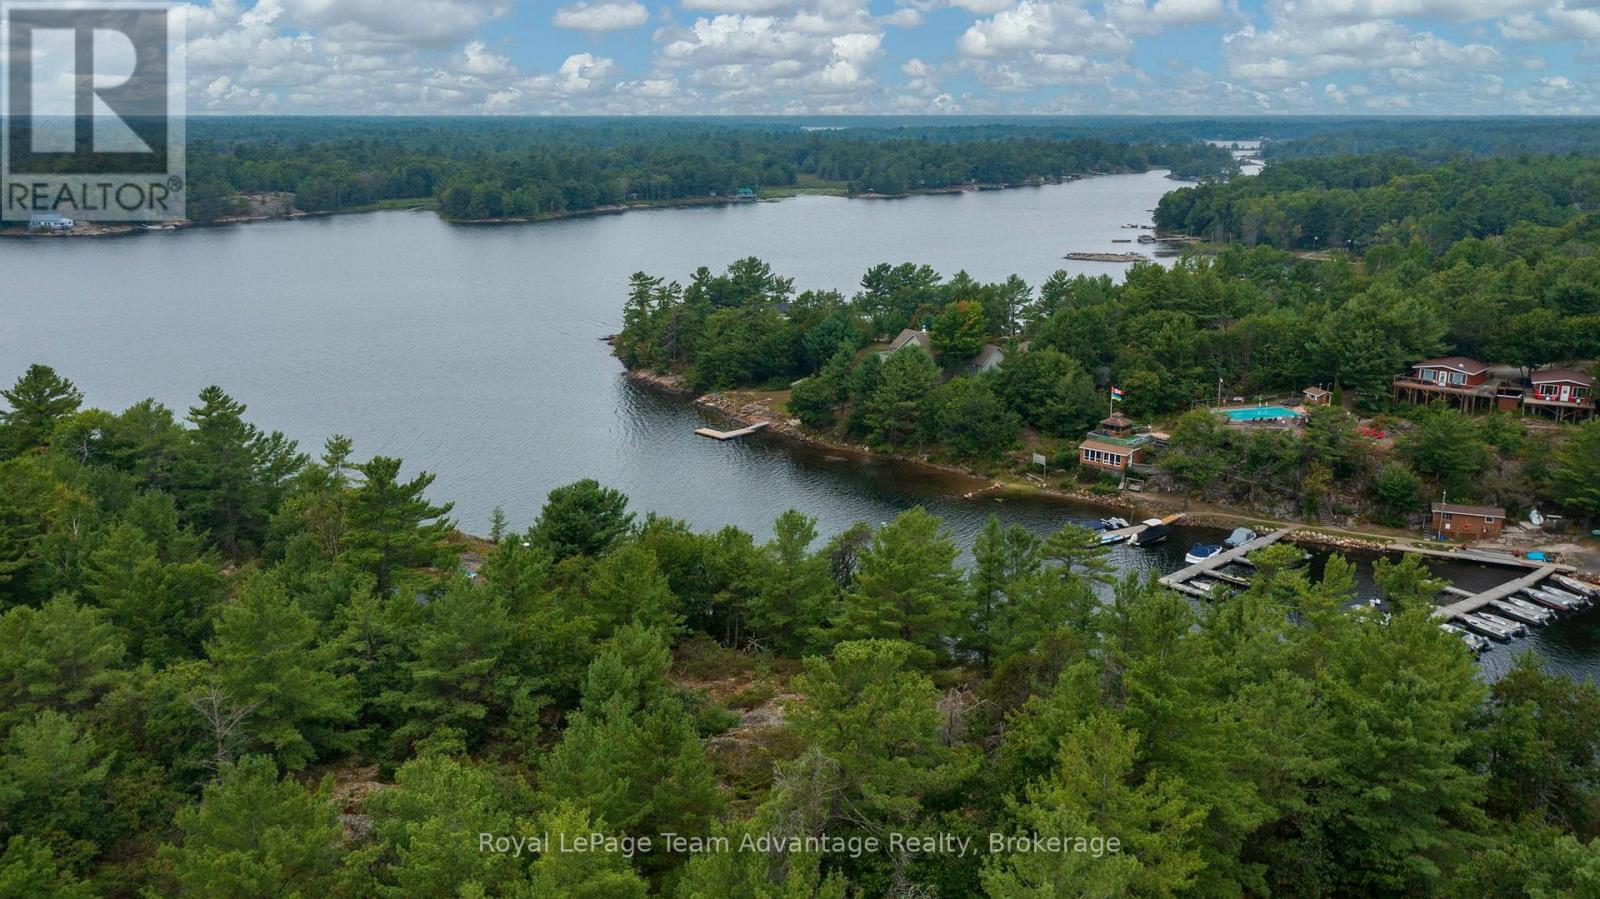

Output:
xmin=1524 ymin=368 xmax=1594 ymax=422
xmin=1077 ymin=413 xmax=1152 ymax=473
xmin=1430 ymin=502 xmax=1505 ymax=540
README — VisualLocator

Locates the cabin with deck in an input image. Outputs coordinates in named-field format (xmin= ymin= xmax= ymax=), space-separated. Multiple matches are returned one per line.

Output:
xmin=1077 ymin=413 xmax=1153 ymax=473
xmin=1392 ymin=357 xmax=1520 ymax=413
xmin=1302 ymin=386 xmax=1331 ymax=406
xmin=1524 ymin=368 xmax=1594 ymax=422
xmin=1431 ymin=502 xmax=1505 ymax=540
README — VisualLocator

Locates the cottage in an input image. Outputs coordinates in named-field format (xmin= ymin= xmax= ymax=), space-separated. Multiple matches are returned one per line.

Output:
xmin=970 ymin=343 xmax=1004 ymax=373
xmin=735 ymin=187 xmax=757 ymax=200
xmin=1077 ymin=413 xmax=1152 ymax=473
xmin=879 ymin=329 xmax=932 ymax=358
xmin=1524 ymin=368 xmax=1594 ymax=421
xmin=1392 ymin=357 xmax=1508 ymax=413
xmin=27 ymin=213 xmax=74 ymax=233
xmin=1302 ymin=387 xmax=1332 ymax=406
xmin=1430 ymin=502 xmax=1505 ymax=540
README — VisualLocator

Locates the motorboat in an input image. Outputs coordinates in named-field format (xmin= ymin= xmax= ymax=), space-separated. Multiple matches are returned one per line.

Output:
xmin=1223 ymin=527 xmax=1257 ymax=548
xmin=1488 ymin=599 xmax=1551 ymax=627
xmin=1184 ymin=544 xmax=1224 ymax=565
xmin=1133 ymin=523 xmax=1171 ymax=547
xmin=1460 ymin=613 xmax=1518 ymax=642
xmin=1553 ymin=575 xmax=1599 ymax=600
xmin=1099 ymin=531 xmax=1130 ymax=546
xmin=1523 ymin=588 xmax=1585 ymax=613
xmin=1503 ymin=595 xmax=1556 ymax=623
xmin=1540 ymin=585 xmax=1591 ymax=606
xmin=1439 ymin=623 xmax=1491 ymax=654
xmin=1474 ymin=611 xmax=1528 ymax=637
xmin=1101 ymin=516 xmax=1131 ymax=531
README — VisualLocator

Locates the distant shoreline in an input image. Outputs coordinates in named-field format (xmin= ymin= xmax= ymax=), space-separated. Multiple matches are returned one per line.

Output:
xmin=0 ymin=167 xmax=1204 ymax=239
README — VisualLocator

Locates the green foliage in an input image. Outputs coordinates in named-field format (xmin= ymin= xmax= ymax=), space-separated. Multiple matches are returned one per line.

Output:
xmin=0 ymin=595 xmax=126 ymax=723
xmin=832 ymin=508 xmax=968 ymax=665
xmin=532 ymin=479 xmax=634 ymax=562
xmin=927 ymin=378 xmax=1020 ymax=459
xmin=206 ymin=578 xmax=356 ymax=770
xmin=0 ymin=836 xmax=94 ymax=899
xmin=865 ymin=348 xmax=941 ymax=450
xmin=342 ymin=455 xmax=457 ymax=595
xmin=930 ymin=299 xmax=988 ymax=359
xmin=1546 ymin=420 xmax=1600 ymax=521
xmin=1373 ymin=462 xmax=1425 ymax=526
xmin=161 ymin=756 xmax=342 ymax=899
xmin=526 ymin=803 xmax=648 ymax=898
xmin=0 ymin=365 xmax=82 ymax=458
xmin=1403 ymin=407 xmax=1492 ymax=497
xmin=992 ymin=348 xmax=1101 ymax=437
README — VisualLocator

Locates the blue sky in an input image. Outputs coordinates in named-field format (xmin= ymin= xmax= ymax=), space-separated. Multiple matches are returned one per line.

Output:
xmin=181 ymin=0 xmax=1600 ymax=114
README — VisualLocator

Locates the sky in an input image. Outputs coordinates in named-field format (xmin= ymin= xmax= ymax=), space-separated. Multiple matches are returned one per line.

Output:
xmin=179 ymin=0 xmax=1600 ymax=115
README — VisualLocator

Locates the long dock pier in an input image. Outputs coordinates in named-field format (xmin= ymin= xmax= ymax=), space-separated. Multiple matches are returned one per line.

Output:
xmin=1432 ymin=565 xmax=1565 ymax=620
xmin=694 ymin=421 xmax=769 ymax=441
xmin=1159 ymin=528 xmax=1293 ymax=598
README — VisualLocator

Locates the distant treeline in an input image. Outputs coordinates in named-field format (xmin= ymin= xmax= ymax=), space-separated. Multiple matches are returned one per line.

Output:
xmin=175 ymin=119 xmax=1237 ymax=222
xmin=1156 ymin=154 xmax=1600 ymax=252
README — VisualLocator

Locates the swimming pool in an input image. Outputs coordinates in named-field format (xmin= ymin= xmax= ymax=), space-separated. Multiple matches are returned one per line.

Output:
xmin=1222 ymin=405 xmax=1300 ymax=422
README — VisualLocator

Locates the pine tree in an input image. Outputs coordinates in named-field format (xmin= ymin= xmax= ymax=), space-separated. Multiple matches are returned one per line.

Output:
xmin=524 ymin=803 xmax=649 ymax=899
xmin=0 ymin=595 xmax=126 ymax=723
xmin=174 ymin=386 xmax=304 ymax=559
xmin=983 ymin=715 xmax=1204 ymax=898
xmin=342 ymin=455 xmax=457 ymax=595
xmin=205 ymin=578 xmax=356 ymax=770
xmin=749 ymin=509 xmax=833 ymax=654
xmin=833 ymin=507 xmax=968 ymax=665
xmin=161 ymin=756 xmax=343 ymax=899
xmin=864 ymin=348 xmax=939 ymax=449
xmin=0 ymin=365 xmax=82 ymax=458
xmin=532 ymin=479 xmax=634 ymax=562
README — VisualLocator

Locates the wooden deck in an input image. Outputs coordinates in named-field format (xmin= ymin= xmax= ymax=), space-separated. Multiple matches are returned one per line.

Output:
xmin=694 ymin=421 xmax=769 ymax=441
xmin=1158 ymin=528 xmax=1293 ymax=598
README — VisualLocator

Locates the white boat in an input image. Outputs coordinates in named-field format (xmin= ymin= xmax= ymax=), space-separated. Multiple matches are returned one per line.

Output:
xmin=1101 ymin=516 xmax=1131 ymax=531
xmin=1553 ymin=575 xmax=1598 ymax=599
xmin=1541 ymin=585 xmax=1590 ymax=606
xmin=1475 ymin=611 xmax=1528 ymax=636
xmin=1523 ymin=588 xmax=1584 ymax=613
xmin=1134 ymin=524 xmax=1171 ymax=547
xmin=1488 ymin=599 xmax=1551 ymax=627
xmin=1460 ymin=613 xmax=1518 ymax=642
xmin=1440 ymin=623 xmax=1491 ymax=654
xmin=1099 ymin=532 xmax=1130 ymax=546
xmin=1184 ymin=544 xmax=1224 ymax=565
xmin=1223 ymin=527 xmax=1257 ymax=548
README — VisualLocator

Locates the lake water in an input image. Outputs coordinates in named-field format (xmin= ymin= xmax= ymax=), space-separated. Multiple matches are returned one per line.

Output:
xmin=1 ymin=169 xmax=1588 ymax=680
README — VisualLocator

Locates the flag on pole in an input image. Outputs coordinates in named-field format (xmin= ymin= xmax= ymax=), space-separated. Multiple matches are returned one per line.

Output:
xmin=1111 ymin=386 xmax=1124 ymax=401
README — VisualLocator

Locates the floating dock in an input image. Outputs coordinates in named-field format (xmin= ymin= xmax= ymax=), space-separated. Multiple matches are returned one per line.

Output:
xmin=694 ymin=421 xmax=769 ymax=441
xmin=1158 ymin=528 xmax=1292 ymax=598
xmin=1432 ymin=565 xmax=1569 ymax=621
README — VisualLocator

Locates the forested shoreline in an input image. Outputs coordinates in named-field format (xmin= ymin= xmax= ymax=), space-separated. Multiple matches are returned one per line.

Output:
xmin=615 ymin=154 xmax=1600 ymax=529
xmin=169 ymin=121 xmax=1237 ymax=224
xmin=4 ymin=362 xmax=1600 ymax=896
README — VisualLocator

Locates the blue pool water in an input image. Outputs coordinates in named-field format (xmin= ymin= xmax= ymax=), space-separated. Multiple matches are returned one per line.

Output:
xmin=1223 ymin=405 xmax=1300 ymax=421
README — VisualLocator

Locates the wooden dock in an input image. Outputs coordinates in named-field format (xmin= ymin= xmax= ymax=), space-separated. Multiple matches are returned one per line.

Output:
xmin=1158 ymin=528 xmax=1293 ymax=598
xmin=1433 ymin=566 xmax=1560 ymax=620
xmin=694 ymin=421 xmax=769 ymax=441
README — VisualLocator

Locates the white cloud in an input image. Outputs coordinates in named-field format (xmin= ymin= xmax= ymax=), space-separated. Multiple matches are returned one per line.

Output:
xmin=552 ymin=1 xmax=650 ymax=32
xmin=1268 ymin=0 xmax=1543 ymax=22
xmin=1106 ymin=0 xmax=1230 ymax=31
xmin=957 ymin=1 xmax=1132 ymax=58
xmin=1224 ymin=20 xmax=1501 ymax=81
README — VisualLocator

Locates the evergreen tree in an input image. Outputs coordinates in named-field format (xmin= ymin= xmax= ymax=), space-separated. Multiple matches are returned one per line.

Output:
xmin=532 ymin=479 xmax=634 ymax=562
xmin=832 ymin=507 xmax=968 ymax=665
xmin=864 ymin=348 xmax=939 ymax=449
xmin=524 ymin=803 xmax=649 ymax=899
xmin=0 ymin=365 xmax=82 ymax=458
xmin=0 ymin=595 xmax=126 ymax=723
xmin=161 ymin=756 xmax=343 ymax=899
xmin=205 ymin=578 xmax=356 ymax=770
xmin=174 ymin=386 xmax=304 ymax=559
xmin=343 ymin=455 xmax=457 ymax=595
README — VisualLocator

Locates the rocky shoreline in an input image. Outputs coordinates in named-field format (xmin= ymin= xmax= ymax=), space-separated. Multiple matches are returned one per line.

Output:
xmin=623 ymin=369 xmax=1481 ymax=559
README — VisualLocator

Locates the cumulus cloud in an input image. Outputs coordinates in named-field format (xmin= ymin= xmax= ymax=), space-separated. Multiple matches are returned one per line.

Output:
xmin=1224 ymin=19 xmax=1501 ymax=82
xmin=552 ymin=1 xmax=650 ymax=32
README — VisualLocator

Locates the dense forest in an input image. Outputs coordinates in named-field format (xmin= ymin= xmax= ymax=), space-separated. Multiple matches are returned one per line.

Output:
xmin=4 ymin=363 xmax=1600 ymax=896
xmin=168 ymin=119 xmax=1238 ymax=223
xmin=1154 ymin=154 xmax=1600 ymax=252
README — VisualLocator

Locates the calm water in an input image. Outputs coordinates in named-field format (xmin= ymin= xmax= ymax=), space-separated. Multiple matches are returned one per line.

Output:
xmin=1 ymin=170 xmax=1589 ymax=679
